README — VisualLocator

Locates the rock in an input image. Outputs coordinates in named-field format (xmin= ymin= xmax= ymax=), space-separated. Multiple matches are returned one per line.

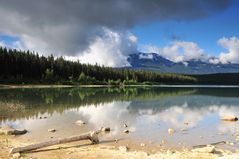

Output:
xmin=220 ymin=116 xmax=238 ymax=121
xmin=236 ymin=136 xmax=239 ymax=141
xmin=119 ymin=146 xmax=128 ymax=152
xmin=161 ymin=139 xmax=167 ymax=145
xmin=226 ymin=141 xmax=234 ymax=145
xmin=168 ymin=128 xmax=175 ymax=135
xmin=140 ymin=143 xmax=145 ymax=147
xmin=180 ymin=128 xmax=188 ymax=132
xmin=75 ymin=120 xmax=86 ymax=125
xmin=123 ymin=130 xmax=130 ymax=134
xmin=48 ymin=129 xmax=56 ymax=132
xmin=124 ymin=123 xmax=128 ymax=128
xmin=101 ymin=127 xmax=110 ymax=132
xmin=44 ymin=116 xmax=47 ymax=119
xmin=12 ymin=153 xmax=21 ymax=159
xmin=192 ymin=145 xmax=215 ymax=153
xmin=0 ymin=126 xmax=27 ymax=135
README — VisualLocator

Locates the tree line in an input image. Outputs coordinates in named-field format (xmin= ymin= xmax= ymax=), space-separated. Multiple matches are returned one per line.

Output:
xmin=0 ymin=47 xmax=197 ymax=85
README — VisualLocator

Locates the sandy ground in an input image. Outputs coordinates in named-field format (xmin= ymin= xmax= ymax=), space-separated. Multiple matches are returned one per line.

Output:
xmin=1 ymin=135 xmax=239 ymax=159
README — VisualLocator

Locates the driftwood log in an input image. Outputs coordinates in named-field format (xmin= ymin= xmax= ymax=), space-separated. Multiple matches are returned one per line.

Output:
xmin=9 ymin=131 xmax=99 ymax=154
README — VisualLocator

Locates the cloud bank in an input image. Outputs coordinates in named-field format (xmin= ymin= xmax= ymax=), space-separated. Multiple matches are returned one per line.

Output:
xmin=144 ymin=37 xmax=239 ymax=64
xmin=0 ymin=0 xmax=234 ymax=66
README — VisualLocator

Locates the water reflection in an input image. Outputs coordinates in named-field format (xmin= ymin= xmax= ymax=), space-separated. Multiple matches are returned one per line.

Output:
xmin=1 ymin=87 xmax=239 ymax=148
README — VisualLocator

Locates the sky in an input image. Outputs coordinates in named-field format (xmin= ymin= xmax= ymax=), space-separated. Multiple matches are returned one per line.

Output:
xmin=0 ymin=0 xmax=239 ymax=66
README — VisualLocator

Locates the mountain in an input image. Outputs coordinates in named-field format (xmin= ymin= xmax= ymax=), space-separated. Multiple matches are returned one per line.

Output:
xmin=127 ymin=52 xmax=239 ymax=74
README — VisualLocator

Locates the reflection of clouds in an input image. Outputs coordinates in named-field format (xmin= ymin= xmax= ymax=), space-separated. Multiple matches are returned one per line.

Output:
xmin=76 ymin=101 xmax=136 ymax=135
xmin=76 ymin=101 xmax=239 ymax=135
xmin=138 ymin=104 xmax=239 ymax=133
xmin=137 ymin=103 xmax=207 ymax=128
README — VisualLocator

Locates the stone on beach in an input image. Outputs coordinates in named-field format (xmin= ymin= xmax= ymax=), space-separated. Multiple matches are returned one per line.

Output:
xmin=123 ymin=130 xmax=130 ymax=134
xmin=124 ymin=123 xmax=128 ymax=128
xmin=119 ymin=146 xmax=128 ymax=152
xmin=48 ymin=129 xmax=56 ymax=132
xmin=0 ymin=126 xmax=27 ymax=135
xmin=220 ymin=116 xmax=238 ymax=121
xmin=12 ymin=152 xmax=21 ymax=159
xmin=192 ymin=145 xmax=215 ymax=153
xmin=168 ymin=128 xmax=175 ymax=135
xmin=101 ymin=127 xmax=110 ymax=132
xmin=140 ymin=143 xmax=145 ymax=147
xmin=75 ymin=120 xmax=86 ymax=125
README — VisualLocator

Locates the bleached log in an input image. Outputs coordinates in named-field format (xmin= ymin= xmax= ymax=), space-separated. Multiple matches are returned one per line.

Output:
xmin=9 ymin=131 xmax=99 ymax=154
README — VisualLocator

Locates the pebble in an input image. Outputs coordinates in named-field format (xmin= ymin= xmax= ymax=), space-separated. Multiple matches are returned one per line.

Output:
xmin=192 ymin=145 xmax=215 ymax=153
xmin=161 ymin=139 xmax=167 ymax=145
xmin=48 ymin=129 xmax=56 ymax=132
xmin=168 ymin=128 xmax=175 ymax=135
xmin=119 ymin=146 xmax=128 ymax=152
xmin=123 ymin=130 xmax=130 ymax=134
xmin=140 ymin=143 xmax=145 ymax=147
xmin=236 ymin=136 xmax=239 ymax=141
xmin=12 ymin=153 xmax=21 ymax=159
xmin=124 ymin=124 xmax=128 ymax=128
xmin=75 ymin=120 xmax=86 ymax=125
xmin=101 ymin=127 xmax=110 ymax=132
xmin=180 ymin=128 xmax=188 ymax=132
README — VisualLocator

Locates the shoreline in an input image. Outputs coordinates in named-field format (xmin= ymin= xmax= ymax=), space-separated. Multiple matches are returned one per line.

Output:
xmin=1 ymin=135 xmax=239 ymax=159
xmin=1 ymin=84 xmax=239 ymax=89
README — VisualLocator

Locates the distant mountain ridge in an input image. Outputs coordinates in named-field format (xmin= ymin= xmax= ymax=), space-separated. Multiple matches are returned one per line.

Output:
xmin=127 ymin=52 xmax=239 ymax=74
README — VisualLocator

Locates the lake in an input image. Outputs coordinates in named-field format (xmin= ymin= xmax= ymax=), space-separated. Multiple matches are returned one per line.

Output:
xmin=1 ymin=86 xmax=239 ymax=151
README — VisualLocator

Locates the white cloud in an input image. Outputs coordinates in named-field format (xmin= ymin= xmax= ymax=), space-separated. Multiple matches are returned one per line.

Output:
xmin=145 ymin=41 xmax=208 ymax=62
xmin=77 ymin=28 xmax=137 ymax=67
xmin=218 ymin=37 xmax=239 ymax=64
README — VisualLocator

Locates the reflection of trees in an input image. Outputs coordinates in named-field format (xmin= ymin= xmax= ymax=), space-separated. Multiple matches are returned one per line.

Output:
xmin=0 ymin=87 xmax=238 ymax=122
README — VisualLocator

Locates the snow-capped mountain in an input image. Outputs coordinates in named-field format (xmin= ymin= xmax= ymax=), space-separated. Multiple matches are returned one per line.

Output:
xmin=127 ymin=52 xmax=239 ymax=74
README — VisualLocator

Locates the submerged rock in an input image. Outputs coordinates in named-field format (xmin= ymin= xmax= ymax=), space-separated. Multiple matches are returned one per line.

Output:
xmin=75 ymin=120 xmax=86 ymax=125
xmin=101 ymin=127 xmax=110 ymax=132
xmin=161 ymin=139 xmax=167 ymax=145
xmin=0 ymin=126 xmax=27 ymax=135
xmin=123 ymin=130 xmax=130 ymax=134
xmin=168 ymin=128 xmax=175 ymax=135
xmin=220 ymin=116 xmax=238 ymax=121
xmin=124 ymin=124 xmax=128 ymax=128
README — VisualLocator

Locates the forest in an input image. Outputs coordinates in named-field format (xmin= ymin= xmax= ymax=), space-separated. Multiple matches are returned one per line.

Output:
xmin=0 ymin=47 xmax=196 ymax=85
xmin=1 ymin=47 xmax=239 ymax=85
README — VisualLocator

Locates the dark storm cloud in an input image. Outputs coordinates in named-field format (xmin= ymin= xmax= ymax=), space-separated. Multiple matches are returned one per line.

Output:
xmin=0 ymin=0 xmax=234 ymax=56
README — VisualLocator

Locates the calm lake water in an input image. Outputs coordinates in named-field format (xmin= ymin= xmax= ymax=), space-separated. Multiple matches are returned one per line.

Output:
xmin=1 ymin=86 xmax=239 ymax=151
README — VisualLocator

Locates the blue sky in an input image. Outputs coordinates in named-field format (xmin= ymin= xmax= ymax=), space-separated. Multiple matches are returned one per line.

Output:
xmin=132 ymin=2 xmax=239 ymax=56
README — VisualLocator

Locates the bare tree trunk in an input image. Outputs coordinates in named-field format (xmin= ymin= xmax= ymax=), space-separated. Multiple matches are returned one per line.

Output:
xmin=10 ymin=131 xmax=99 ymax=154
